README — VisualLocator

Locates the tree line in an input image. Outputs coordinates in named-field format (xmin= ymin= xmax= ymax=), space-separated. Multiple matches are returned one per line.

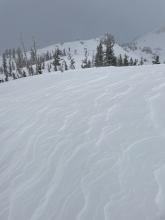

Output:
xmin=0 ymin=40 xmax=76 ymax=83
xmin=0 ymin=34 xmax=161 ymax=84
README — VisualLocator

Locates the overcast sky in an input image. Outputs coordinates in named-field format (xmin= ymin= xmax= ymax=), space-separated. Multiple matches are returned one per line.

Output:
xmin=0 ymin=0 xmax=164 ymax=52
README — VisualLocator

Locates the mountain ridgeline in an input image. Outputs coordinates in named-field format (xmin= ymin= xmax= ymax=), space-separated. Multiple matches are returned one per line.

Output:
xmin=0 ymin=31 xmax=163 ymax=84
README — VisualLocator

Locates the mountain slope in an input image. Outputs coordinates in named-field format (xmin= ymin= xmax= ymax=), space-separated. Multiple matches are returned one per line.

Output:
xmin=0 ymin=37 xmax=140 ymax=83
xmin=125 ymin=26 xmax=165 ymax=63
xmin=38 ymin=37 xmax=136 ymax=58
xmin=1 ymin=65 xmax=165 ymax=219
xmin=38 ymin=37 xmax=138 ymax=68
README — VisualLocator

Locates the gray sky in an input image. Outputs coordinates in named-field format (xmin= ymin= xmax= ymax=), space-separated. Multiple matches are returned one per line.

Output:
xmin=0 ymin=0 xmax=165 ymax=52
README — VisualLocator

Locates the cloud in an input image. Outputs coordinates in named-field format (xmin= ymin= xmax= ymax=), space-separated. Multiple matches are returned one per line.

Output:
xmin=0 ymin=0 xmax=164 ymax=51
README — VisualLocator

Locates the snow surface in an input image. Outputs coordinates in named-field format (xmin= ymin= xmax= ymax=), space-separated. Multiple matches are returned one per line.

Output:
xmin=0 ymin=37 xmax=140 ymax=82
xmin=38 ymin=38 xmax=137 ymax=59
xmin=38 ymin=38 xmax=139 ymax=69
xmin=132 ymin=26 xmax=165 ymax=62
xmin=1 ymin=65 xmax=165 ymax=219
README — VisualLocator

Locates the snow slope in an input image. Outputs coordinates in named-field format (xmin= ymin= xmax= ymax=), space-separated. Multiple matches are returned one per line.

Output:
xmin=126 ymin=26 xmax=165 ymax=63
xmin=38 ymin=37 xmax=138 ymax=59
xmin=1 ymin=65 xmax=165 ymax=219
xmin=0 ymin=37 xmax=140 ymax=82
xmin=38 ymin=37 xmax=139 ymax=68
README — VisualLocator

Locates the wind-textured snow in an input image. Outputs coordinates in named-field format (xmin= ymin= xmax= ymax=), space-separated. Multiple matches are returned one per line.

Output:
xmin=1 ymin=65 xmax=165 ymax=220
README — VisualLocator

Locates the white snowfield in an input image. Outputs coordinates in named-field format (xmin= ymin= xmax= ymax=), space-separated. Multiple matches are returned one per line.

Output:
xmin=1 ymin=65 xmax=165 ymax=220
xmin=132 ymin=26 xmax=165 ymax=62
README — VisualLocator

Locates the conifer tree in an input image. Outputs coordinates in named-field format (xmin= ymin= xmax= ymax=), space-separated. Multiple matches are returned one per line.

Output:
xmin=12 ymin=48 xmax=16 ymax=59
xmin=8 ymin=59 xmax=12 ymax=76
xmin=123 ymin=54 xmax=129 ymax=66
xmin=16 ymin=47 xmax=24 ymax=69
xmin=22 ymin=70 xmax=26 ymax=77
xmin=53 ymin=49 xmax=61 ymax=71
xmin=42 ymin=61 xmax=45 ymax=70
xmin=68 ymin=53 xmax=75 ymax=70
xmin=28 ymin=66 xmax=34 ymax=75
xmin=30 ymin=38 xmax=41 ymax=75
xmin=140 ymin=57 xmax=144 ymax=65
xmin=118 ymin=54 xmax=123 ymax=66
xmin=129 ymin=57 xmax=134 ymax=66
xmin=134 ymin=59 xmax=138 ymax=66
xmin=95 ymin=42 xmax=104 ymax=67
xmin=12 ymin=61 xmax=15 ymax=71
xmin=104 ymin=33 xmax=115 ymax=66
xmin=81 ymin=48 xmax=88 ymax=68
xmin=87 ymin=60 xmax=92 ymax=68
xmin=152 ymin=55 xmax=160 ymax=64
xmin=2 ymin=53 xmax=8 ymax=81
xmin=37 ymin=62 xmax=42 ymax=74
xmin=81 ymin=48 xmax=91 ymax=68
xmin=63 ymin=49 xmax=67 ymax=56
xmin=70 ymin=57 xmax=75 ymax=70
xmin=64 ymin=60 xmax=68 ymax=71
xmin=47 ymin=63 xmax=51 ymax=72
xmin=12 ymin=73 xmax=17 ymax=80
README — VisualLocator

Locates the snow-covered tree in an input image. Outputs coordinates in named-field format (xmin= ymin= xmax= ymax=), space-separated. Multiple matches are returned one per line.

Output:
xmin=152 ymin=55 xmax=160 ymax=64
xmin=104 ymin=33 xmax=116 ymax=66
xmin=53 ymin=48 xmax=61 ymax=71
xmin=95 ymin=42 xmax=104 ymax=67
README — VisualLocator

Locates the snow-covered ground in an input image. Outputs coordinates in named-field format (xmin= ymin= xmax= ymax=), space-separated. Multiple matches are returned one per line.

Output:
xmin=38 ymin=37 xmax=138 ymax=61
xmin=125 ymin=26 xmax=165 ymax=63
xmin=37 ymin=37 xmax=139 ymax=70
xmin=1 ymin=65 xmax=165 ymax=220
xmin=0 ymin=37 xmax=141 ymax=82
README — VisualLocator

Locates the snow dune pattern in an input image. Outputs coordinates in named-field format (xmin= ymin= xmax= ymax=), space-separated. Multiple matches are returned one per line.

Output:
xmin=1 ymin=65 xmax=165 ymax=220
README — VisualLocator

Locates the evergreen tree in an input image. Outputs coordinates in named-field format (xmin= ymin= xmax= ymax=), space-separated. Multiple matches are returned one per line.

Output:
xmin=104 ymin=33 xmax=116 ymax=66
xmin=87 ymin=60 xmax=92 ymax=68
xmin=12 ymin=48 xmax=16 ymax=59
xmin=134 ymin=59 xmax=138 ymax=66
xmin=16 ymin=47 xmax=24 ymax=68
xmin=47 ymin=63 xmax=51 ymax=72
xmin=12 ymin=61 xmax=15 ymax=71
xmin=95 ymin=42 xmax=104 ymax=67
xmin=45 ymin=51 xmax=50 ymax=61
xmin=31 ymin=38 xmax=40 ymax=75
xmin=129 ymin=57 xmax=134 ymax=66
xmin=28 ymin=66 xmax=34 ymax=76
xmin=8 ymin=59 xmax=12 ymax=76
xmin=59 ymin=60 xmax=68 ymax=72
xmin=113 ymin=56 xmax=117 ymax=66
xmin=91 ymin=54 xmax=95 ymax=67
xmin=12 ymin=73 xmax=17 ymax=80
xmin=123 ymin=54 xmax=129 ymax=66
xmin=152 ymin=55 xmax=160 ymax=64
xmin=140 ymin=57 xmax=144 ymax=65
xmin=81 ymin=48 xmax=88 ymax=68
xmin=2 ymin=53 xmax=8 ymax=81
xmin=42 ymin=61 xmax=45 ymax=70
xmin=81 ymin=48 xmax=91 ymax=68
xmin=70 ymin=57 xmax=75 ymax=70
xmin=68 ymin=53 xmax=75 ymax=70
xmin=53 ymin=49 xmax=61 ymax=71
xmin=117 ymin=54 xmax=123 ymax=66
xmin=22 ymin=70 xmax=26 ymax=77
xmin=63 ymin=49 xmax=66 ymax=56
xmin=20 ymin=34 xmax=29 ymax=71
xmin=37 ymin=62 xmax=42 ymax=74
xmin=64 ymin=60 xmax=68 ymax=71
xmin=30 ymin=48 xmax=36 ymax=65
